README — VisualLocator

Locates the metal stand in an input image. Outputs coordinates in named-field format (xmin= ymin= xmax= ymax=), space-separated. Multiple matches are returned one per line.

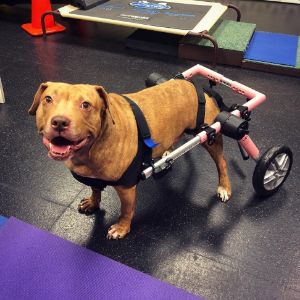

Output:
xmin=228 ymin=4 xmax=241 ymax=22
xmin=184 ymin=4 xmax=242 ymax=67
xmin=186 ymin=31 xmax=219 ymax=67
xmin=41 ymin=10 xmax=64 ymax=38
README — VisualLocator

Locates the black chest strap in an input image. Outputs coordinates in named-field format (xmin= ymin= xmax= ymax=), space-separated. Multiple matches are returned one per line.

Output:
xmin=123 ymin=95 xmax=160 ymax=170
xmin=71 ymin=96 xmax=158 ymax=189
xmin=195 ymin=92 xmax=206 ymax=133
xmin=122 ymin=95 xmax=159 ymax=149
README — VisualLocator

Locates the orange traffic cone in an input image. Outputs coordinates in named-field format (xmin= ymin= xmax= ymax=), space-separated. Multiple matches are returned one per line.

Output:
xmin=21 ymin=0 xmax=65 ymax=36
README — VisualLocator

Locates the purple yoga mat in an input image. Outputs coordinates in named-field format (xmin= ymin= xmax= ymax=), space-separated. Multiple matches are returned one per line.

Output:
xmin=0 ymin=218 xmax=200 ymax=300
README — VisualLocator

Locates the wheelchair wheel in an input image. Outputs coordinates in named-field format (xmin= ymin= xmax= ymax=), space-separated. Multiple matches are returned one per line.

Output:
xmin=252 ymin=145 xmax=293 ymax=197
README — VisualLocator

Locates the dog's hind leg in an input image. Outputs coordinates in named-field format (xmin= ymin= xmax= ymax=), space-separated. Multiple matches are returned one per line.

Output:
xmin=78 ymin=187 xmax=101 ymax=214
xmin=107 ymin=185 xmax=137 ymax=239
xmin=203 ymin=134 xmax=232 ymax=202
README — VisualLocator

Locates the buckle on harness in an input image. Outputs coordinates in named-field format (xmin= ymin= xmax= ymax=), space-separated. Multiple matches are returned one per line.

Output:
xmin=144 ymin=137 xmax=159 ymax=148
xmin=200 ymin=123 xmax=216 ymax=145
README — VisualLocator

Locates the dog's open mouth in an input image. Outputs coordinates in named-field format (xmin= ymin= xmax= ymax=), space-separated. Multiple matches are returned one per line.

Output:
xmin=43 ymin=136 xmax=89 ymax=161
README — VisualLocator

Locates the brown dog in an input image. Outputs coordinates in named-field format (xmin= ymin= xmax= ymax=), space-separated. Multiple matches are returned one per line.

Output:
xmin=29 ymin=79 xmax=231 ymax=239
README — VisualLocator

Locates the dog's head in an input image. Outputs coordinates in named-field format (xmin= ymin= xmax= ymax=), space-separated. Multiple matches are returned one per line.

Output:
xmin=29 ymin=82 xmax=109 ymax=161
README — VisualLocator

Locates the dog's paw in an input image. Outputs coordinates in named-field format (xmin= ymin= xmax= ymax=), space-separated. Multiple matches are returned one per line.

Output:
xmin=217 ymin=186 xmax=231 ymax=203
xmin=107 ymin=223 xmax=130 ymax=240
xmin=162 ymin=150 xmax=172 ymax=158
xmin=78 ymin=198 xmax=99 ymax=215
xmin=162 ymin=145 xmax=175 ymax=158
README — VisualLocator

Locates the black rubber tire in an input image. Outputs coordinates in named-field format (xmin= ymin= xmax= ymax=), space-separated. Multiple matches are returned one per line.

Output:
xmin=252 ymin=145 xmax=293 ymax=197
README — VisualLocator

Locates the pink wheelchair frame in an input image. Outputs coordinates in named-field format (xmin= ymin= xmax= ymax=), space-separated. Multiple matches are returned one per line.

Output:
xmin=142 ymin=64 xmax=293 ymax=197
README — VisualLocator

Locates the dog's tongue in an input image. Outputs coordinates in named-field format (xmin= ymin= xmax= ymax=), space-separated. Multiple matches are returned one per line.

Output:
xmin=50 ymin=143 xmax=71 ymax=155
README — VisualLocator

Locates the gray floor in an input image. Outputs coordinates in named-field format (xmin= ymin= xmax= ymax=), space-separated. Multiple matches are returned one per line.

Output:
xmin=0 ymin=2 xmax=299 ymax=299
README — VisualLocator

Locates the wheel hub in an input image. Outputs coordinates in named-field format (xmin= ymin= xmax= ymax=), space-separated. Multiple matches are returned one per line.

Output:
xmin=264 ymin=153 xmax=291 ymax=191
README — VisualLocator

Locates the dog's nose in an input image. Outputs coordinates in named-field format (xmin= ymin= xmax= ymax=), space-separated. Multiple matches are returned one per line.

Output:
xmin=51 ymin=116 xmax=70 ymax=132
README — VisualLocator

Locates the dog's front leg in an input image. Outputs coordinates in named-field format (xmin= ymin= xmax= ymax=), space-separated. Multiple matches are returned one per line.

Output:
xmin=78 ymin=187 xmax=101 ymax=214
xmin=107 ymin=185 xmax=137 ymax=240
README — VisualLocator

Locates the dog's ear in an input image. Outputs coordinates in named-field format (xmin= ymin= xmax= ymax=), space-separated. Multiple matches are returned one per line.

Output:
xmin=95 ymin=86 xmax=115 ymax=125
xmin=28 ymin=83 xmax=48 ymax=115
xmin=94 ymin=85 xmax=109 ymax=109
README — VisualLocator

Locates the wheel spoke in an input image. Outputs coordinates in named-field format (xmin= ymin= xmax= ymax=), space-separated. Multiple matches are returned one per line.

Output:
xmin=264 ymin=171 xmax=277 ymax=186
xmin=275 ymin=154 xmax=289 ymax=170
xmin=264 ymin=170 xmax=275 ymax=181
xmin=273 ymin=158 xmax=281 ymax=169
xmin=268 ymin=162 xmax=277 ymax=171
xmin=264 ymin=153 xmax=290 ymax=190
xmin=276 ymin=171 xmax=287 ymax=178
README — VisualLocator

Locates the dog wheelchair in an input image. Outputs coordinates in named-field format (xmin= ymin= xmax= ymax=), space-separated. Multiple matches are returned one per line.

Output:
xmin=142 ymin=64 xmax=293 ymax=197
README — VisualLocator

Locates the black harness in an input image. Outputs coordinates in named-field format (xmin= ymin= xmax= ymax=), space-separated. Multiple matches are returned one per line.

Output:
xmin=71 ymin=96 xmax=155 ymax=190
xmin=185 ymin=92 xmax=206 ymax=135
xmin=71 ymin=86 xmax=220 ymax=190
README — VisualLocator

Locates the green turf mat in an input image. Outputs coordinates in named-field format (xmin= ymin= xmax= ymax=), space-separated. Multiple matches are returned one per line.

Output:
xmin=181 ymin=19 xmax=256 ymax=51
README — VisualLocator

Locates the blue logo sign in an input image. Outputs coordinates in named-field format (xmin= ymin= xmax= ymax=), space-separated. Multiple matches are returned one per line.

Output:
xmin=130 ymin=1 xmax=171 ymax=10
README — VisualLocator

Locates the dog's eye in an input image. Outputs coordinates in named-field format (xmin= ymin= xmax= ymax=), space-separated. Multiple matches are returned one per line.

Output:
xmin=80 ymin=101 xmax=91 ymax=110
xmin=45 ymin=96 xmax=53 ymax=103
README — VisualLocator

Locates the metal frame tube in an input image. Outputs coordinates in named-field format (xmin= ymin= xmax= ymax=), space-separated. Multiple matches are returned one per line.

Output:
xmin=238 ymin=135 xmax=260 ymax=161
xmin=142 ymin=122 xmax=221 ymax=179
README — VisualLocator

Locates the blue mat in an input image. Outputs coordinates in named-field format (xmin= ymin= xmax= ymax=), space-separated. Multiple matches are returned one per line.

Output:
xmin=0 ymin=215 xmax=7 ymax=228
xmin=244 ymin=31 xmax=298 ymax=67
xmin=0 ymin=217 xmax=201 ymax=300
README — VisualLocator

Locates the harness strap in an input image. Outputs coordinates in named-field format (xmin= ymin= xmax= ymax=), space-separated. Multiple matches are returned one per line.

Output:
xmin=195 ymin=93 xmax=206 ymax=133
xmin=122 ymin=95 xmax=159 ymax=149
xmin=71 ymin=98 xmax=154 ymax=189
xmin=202 ymin=86 xmax=230 ymax=112
xmin=173 ymin=77 xmax=206 ymax=136
xmin=71 ymin=96 xmax=158 ymax=189
xmin=185 ymin=92 xmax=206 ymax=135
